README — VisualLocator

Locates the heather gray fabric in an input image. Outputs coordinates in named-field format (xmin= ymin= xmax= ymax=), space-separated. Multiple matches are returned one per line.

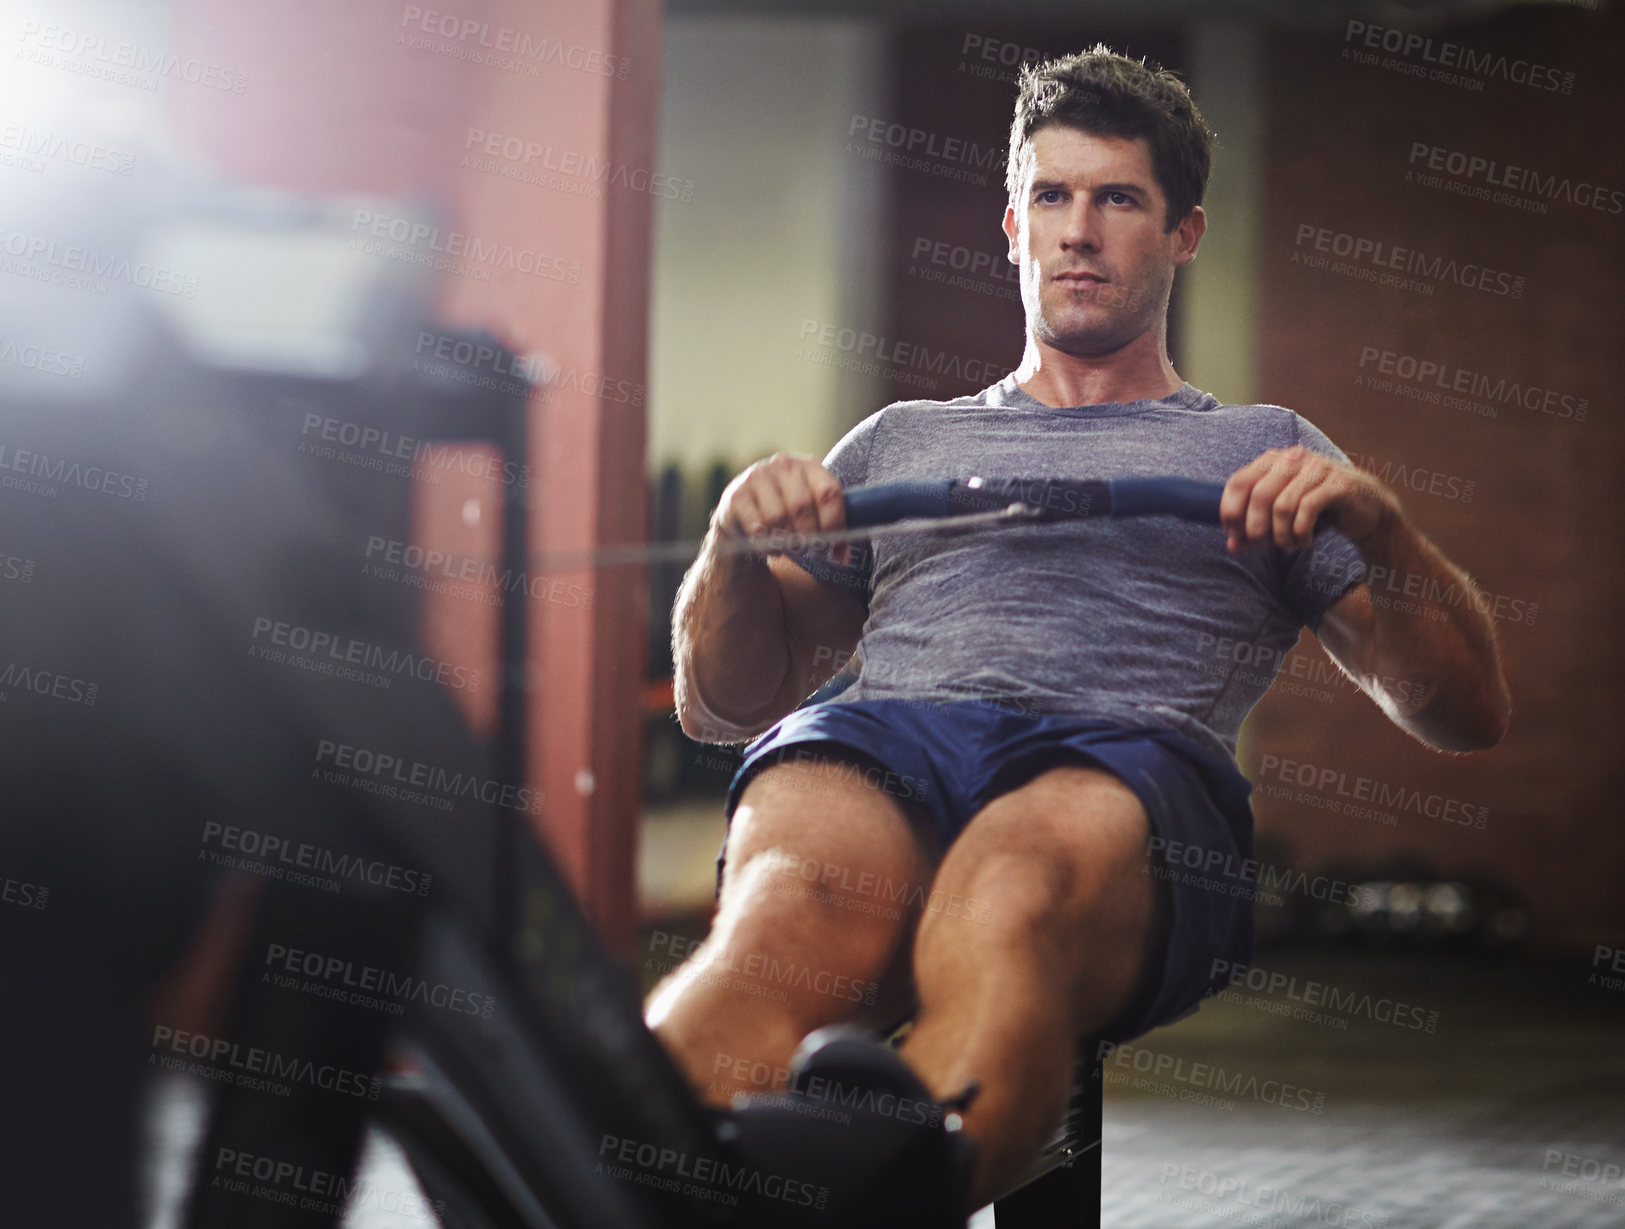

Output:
xmin=791 ymin=375 xmax=1368 ymax=759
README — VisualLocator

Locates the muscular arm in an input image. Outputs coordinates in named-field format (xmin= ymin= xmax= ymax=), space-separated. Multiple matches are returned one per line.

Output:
xmin=1222 ymin=445 xmax=1511 ymax=754
xmin=671 ymin=453 xmax=868 ymax=744
xmin=672 ymin=549 xmax=865 ymax=742
xmin=1314 ymin=520 xmax=1511 ymax=753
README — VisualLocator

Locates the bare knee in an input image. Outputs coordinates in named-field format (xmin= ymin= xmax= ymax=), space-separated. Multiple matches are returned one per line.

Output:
xmin=913 ymin=777 xmax=1163 ymax=1032
xmin=947 ymin=768 xmax=1155 ymax=936
xmin=717 ymin=753 xmax=940 ymax=968
xmin=721 ymin=852 xmax=904 ymax=984
xmin=647 ymin=874 xmax=907 ymax=1106
xmin=927 ymin=850 xmax=1079 ymax=962
xmin=648 ymin=838 xmax=916 ymax=1036
xmin=649 ymin=752 xmax=938 ymax=1100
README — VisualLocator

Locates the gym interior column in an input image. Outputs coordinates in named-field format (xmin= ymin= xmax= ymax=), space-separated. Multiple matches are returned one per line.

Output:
xmin=441 ymin=0 xmax=661 ymax=958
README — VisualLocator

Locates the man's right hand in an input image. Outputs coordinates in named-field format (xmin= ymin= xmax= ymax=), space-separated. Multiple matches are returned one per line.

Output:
xmin=711 ymin=452 xmax=852 ymax=566
xmin=675 ymin=452 xmax=868 ymax=742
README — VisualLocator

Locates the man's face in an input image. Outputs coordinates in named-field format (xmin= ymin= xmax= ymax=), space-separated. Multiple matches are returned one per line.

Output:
xmin=1002 ymin=125 xmax=1204 ymax=357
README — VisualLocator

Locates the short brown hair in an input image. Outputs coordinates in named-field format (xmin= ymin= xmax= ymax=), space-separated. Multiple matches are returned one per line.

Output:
xmin=1006 ymin=45 xmax=1213 ymax=231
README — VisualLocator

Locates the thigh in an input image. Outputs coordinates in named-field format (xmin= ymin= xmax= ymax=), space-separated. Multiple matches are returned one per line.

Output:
xmin=914 ymin=760 xmax=1167 ymax=1037
xmin=719 ymin=746 xmax=944 ymax=1026
xmin=723 ymin=745 xmax=942 ymax=905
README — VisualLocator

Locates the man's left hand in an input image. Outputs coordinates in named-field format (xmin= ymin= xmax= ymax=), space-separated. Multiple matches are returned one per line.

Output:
xmin=1219 ymin=446 xmax=1403 ymax=556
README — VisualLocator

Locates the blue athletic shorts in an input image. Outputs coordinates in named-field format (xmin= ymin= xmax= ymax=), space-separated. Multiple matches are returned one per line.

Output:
xmin=720 ymin=697 xmax=1257 ymax=1044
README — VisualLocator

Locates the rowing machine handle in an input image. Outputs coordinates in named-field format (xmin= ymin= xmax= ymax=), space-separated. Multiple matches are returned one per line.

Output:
xmin=842 ymin=477 xmax=1225 ymax=527
xmin=1106 ymin=477 xmax=1225 ymax=525
xmin=842 ymin=480 xmax=955 ymax=527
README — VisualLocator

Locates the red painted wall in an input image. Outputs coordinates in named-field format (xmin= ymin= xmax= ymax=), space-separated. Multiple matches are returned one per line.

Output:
xmin=172 ymin=0 xmax=661 ymax=955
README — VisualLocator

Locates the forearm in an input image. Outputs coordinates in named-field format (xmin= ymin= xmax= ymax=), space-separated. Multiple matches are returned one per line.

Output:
xmin=671 ymin=531 xmax=792 ymax=743
xmin=1351 ymin=517 xmax=1512 ymax=751
xmin=1223 ymin=443 xmax=1511 ymax=751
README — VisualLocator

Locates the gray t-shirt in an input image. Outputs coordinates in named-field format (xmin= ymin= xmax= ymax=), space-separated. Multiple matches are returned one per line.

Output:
xmin=792 ymin=375 xmax=1368 ymax=759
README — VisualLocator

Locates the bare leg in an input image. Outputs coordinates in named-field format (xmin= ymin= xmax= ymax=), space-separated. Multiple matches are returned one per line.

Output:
xmin=898 ymin=763 xmax=1167 ymax=1210
xmin=646 ymin=750 xmax=940 ymax=1107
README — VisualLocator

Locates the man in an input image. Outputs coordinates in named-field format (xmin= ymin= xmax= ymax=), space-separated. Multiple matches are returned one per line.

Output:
xmin=646 ymin=44 xmax=1511 ymax=1222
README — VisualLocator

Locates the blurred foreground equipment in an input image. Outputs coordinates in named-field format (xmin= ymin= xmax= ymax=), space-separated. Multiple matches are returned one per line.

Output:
xmin=0 ymin=175 xmax=541 ymax=1227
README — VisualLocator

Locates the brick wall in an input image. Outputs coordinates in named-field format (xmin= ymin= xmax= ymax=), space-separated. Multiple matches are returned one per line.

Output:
xmin=1247 ymin=6 xmax=1624 ymax=951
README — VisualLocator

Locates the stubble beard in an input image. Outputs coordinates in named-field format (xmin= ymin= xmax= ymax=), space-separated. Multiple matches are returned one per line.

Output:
xmin=1028 ymin=262 xmax=1169 ymax=358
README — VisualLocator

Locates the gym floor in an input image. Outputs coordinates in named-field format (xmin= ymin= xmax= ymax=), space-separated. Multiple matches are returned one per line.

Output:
xmin=638 ymin=802 xmax=1625 ymax=1229
xmin=142 ymin=808 xmax=1625 ymax=1228
xmin=1093 ymin=948 xmax=1625 ymax=1229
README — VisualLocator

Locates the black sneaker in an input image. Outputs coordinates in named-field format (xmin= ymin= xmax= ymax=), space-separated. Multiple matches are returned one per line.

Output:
xmin=722 ymin=1024 xmax=979 ymax=1229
